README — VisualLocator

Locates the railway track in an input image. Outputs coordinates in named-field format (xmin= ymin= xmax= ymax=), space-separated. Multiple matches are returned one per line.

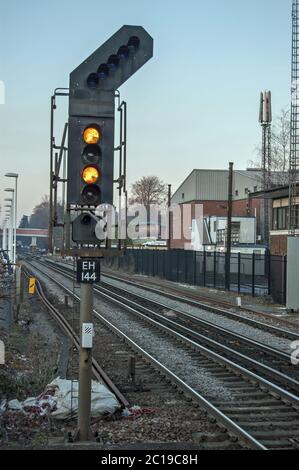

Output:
xmin=105 ymin=269 xmax=299 ymax=329
xmin=101 ymin=270 xmax=299 ymax=340
xmin=42 ymin=257 xmax=299 ymax=340
xmin=42 ymin=260 xmax=299 ymax=387
xmin=23 ymin=270 xmax=129 ymax=409
xmin=25 ymin=257 xmax=299 ymax=450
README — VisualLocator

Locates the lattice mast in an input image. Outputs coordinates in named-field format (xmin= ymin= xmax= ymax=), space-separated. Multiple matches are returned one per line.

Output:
xmin=289 ymin=0 xmax=299 ymax=235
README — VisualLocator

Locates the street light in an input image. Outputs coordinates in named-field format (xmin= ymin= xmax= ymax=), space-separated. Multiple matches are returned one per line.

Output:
xmin=4 ymin=187 xmax=16 ymax=268
xmin=2 ymin=219 xmax=9 ymax=252
xmin=5 ymin=174 xmax=18 ymax=265
xmin=4 ymin=189 xmax=14 ymax=267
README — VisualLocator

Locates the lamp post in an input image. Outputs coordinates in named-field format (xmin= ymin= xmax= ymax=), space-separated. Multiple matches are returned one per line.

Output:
xmin=3 ymin=218 xmax=9 ymax=253
xmin=4 ymin=191 xmax=14 ymax=269
xmin=3 ymin=200 xmax=12 ymax=256
xmin=4 ymin=187 xmax=16 ymax=269
xmin=5 ymin=174 xmax=18 ymax=256
xmin=4 ymin=212 xmax=12 ymax=265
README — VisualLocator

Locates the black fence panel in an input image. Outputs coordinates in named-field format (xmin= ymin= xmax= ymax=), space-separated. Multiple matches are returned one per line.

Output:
xmin=103 ymin=248 xmax=286 ymax=304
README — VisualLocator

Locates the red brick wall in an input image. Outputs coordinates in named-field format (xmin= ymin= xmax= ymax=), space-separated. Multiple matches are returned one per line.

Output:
xmin=270 ymin=234 xmax=288 ymax=256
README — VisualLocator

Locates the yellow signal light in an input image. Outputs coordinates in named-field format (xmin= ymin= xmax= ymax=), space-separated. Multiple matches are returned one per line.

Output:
xmin=82 ymin=165 xmax=100 ymax=184
xmin=83 ymin=126 xmax=101 ymax=144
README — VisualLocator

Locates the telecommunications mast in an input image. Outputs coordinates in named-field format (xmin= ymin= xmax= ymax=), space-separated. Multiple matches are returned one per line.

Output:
xmin=289 ymin=0 xmax=299 ymax=236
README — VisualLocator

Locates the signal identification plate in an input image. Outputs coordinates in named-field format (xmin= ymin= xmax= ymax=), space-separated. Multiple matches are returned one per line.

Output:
xmin=77 ymin=258 xmax=101 ymax=284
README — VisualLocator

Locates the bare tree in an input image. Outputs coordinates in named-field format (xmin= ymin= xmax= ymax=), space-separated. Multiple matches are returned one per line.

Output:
xmin=272 ymin=108 xmax=290 ymax=180
xmin=29 ymin=195 xmax=63 ymax=229
xmin=248 ymin=108 xmax=290 ymax=185
xmin=19 ymin=215 xmax=29 ymax=228
xmin=129 ymin=176 xmax=168 ymax=207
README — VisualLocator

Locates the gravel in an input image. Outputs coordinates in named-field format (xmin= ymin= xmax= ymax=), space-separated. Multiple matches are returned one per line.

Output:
xmin=23 ymin=260 xmax=243 ymax=448
xmin=102 ymin=275 xmax=293 ymax=355
xmin=27 ymin=261 xmax=234 ymax=401
xmin=93 ymin=299 xmax=234 ymax=401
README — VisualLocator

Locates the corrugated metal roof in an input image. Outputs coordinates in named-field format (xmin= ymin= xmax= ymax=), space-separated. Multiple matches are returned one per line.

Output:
xmin=171 ymin=169 xmax=263 ymax=203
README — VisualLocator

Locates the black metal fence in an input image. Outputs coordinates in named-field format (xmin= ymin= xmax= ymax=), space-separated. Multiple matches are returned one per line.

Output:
xmin=104 ymin=249 xmax=287 ymax=304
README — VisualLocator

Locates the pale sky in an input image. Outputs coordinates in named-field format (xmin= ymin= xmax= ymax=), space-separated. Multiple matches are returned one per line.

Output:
xmin=0 ymin=0 xmax=292 ymax=225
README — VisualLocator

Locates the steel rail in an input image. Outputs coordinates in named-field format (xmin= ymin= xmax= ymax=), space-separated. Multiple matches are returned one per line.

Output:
xmin=25 ymin=259 xmax=299 ymax=450
xmin=43 ymin=258 xmax=299 ymax=341
xmin=38 ymin=260 xmax=299 ymax=391
xmin=25 ymin=261 xmax=266 ymax=450
xmin=99 ymin=281 xmax=291 ymax=360
xmin=95 ymin=282 xmax=299 ymax=393
xmin=23 ymin=270 xmax=129 ymax=408
xmin=100 ymin=270 xmax=299 ymax=341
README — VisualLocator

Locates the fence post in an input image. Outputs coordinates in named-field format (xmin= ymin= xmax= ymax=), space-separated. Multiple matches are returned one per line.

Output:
xmin=152 ymin=250 xmax=154 ymax=277
xmin=252 ymin=252 xmax=256 ymax=298
xmin=193 ymin=251 xmax=197 ymax=285
xmin=225 ymin=252 xmax=231 ymax=291
xmin=267 ymin=252 xmax=271 ymax=296
xmin=238 ymin=252 xmax=241 ymax=294
xmin=203 ymin=251 xmax=206 ymax=287
xmin=185 ymin=251 xmax=188 ymax=284
xmin=283 ymin=255 xmax=287 ymax=305
xmin=213 ymin=251 xmax=217 ymax=288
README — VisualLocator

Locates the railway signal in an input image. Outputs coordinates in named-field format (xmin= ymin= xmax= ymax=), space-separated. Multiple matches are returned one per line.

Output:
xmin=64 ymin=25 xmax=153 ymax=442
xmin=67 ymin=25 xmax=154 ymax=245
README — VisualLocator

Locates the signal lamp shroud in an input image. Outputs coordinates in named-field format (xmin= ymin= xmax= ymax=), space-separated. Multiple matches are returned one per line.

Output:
xmin=82 ymin=144 xmax=101 ymax=164
xmin=117 ymin=45 xmax=130 ymax=59
xmin=81 ymin=185 xmax=101 ymax=205
xmin=97 ymin=63 xmax=109 ymax=80
xmin=86 ymin=73 xmax=99 ymax=88
xmin=127 ymin=36 xmax=140 ymax=50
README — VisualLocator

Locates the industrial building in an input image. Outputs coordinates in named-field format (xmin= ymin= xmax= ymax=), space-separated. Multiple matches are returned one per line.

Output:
xmin=170 ymin=169 xmax=264 ymax=250
xmin=250 ymin=183 xmax=299 ymax=256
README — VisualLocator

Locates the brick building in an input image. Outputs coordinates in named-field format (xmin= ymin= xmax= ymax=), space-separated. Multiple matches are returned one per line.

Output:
xmin=170 ymin=169 xmax=263 ymax=250
xmin=250 ymin=183 xmax=299 ymax=256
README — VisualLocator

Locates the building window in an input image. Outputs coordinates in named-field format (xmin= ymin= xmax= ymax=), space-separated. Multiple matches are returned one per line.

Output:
xmin=272 ymin=208 xmax=278 ymax=230
xmin=235 ymin=190 xmax=239 ymax=196
xmin=182 ymin=193 xmax=185 ymax=200
xmin=254 ymin=186 xmax=258 ymax=192
xmin=244 ymin=188 xmax=249 ymax=195
xmin=272 ymin=206 xmax=292 ymax=230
